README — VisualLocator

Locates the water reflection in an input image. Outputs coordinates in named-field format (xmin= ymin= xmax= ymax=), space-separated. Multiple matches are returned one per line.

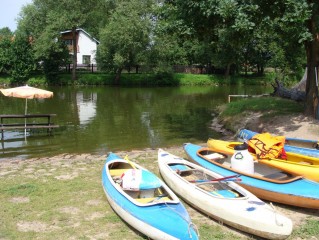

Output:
xmin=0 ymin=85 xmax=271 ymax=159
xmin=77 ymin=92 xmax=97 ymax=124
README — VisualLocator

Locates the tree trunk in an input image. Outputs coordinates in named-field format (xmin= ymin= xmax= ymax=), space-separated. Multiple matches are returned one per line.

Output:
xmin=293 ymin=68 xmax=307 ymax=91
xmin=114 ymin=67 xmax=122 ymax=85
xmin=272 ymin=79 xmax=306 ymax=101
xmin=224 ymin=63 xmax=231 ymax=78
xmin=72 ymin=27 xmax=77 ymax=82
xmin=304 ymin=2 xmax=319 ymax=119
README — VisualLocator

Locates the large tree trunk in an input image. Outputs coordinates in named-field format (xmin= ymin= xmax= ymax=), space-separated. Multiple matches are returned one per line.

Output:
xmin=72 ymin=27 xmax=77 ymax=82
xmin=292 ymin=68 xmax=307 ymax=91
xmin=304 ymin=2 xmax=319 ymax=119
xmin=272 ymin=79 xmax=306 ymax=101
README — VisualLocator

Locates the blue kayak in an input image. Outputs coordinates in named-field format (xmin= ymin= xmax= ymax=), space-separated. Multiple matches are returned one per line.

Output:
xmin=237 ymin=128 xmax=319 ymax=158
xmin=184 ymin=143 xmax=319 ymax=209
xmin=102 ymin=152 xmax=199 ymax=240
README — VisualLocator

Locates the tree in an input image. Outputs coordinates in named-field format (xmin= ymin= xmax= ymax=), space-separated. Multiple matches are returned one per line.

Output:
xmin=0 ymin=27 xmax=34 ymax=83
xmin=97 ymin=0 xmax=153 ymax=84
xmin=164 ymin=0 xmax=319 ymax=118
xmin=0 ymin=28 xmax=13 ymax=74
xmin=8 ymin=34 xmax=35 ymax=84
xmin=0 ymin=27 xmax=12 ymax=38
xmin=304 ymin=0 xmax=319 ymax=118
xmin=152 ymin=1 xmax=215 ymax=72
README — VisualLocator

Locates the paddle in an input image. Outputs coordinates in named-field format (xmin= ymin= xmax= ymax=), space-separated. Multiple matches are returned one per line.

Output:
xmin=190 ymin=174 xmax=241 ymax=184
xmin=124 ymin=155 xmax=136 ymax=169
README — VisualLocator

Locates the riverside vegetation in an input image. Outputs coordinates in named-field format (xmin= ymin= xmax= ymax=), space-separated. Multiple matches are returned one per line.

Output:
xmin=0 ymin=72 xmax=274 ymax=87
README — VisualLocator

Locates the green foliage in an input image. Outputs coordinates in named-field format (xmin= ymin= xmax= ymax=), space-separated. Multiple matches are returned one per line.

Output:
xmin=0 ymin=30 xmax=34 ymax=85
xmin=11 ymin=0 xmax=318 ymax=97
xmin=8 ymin=35 xmax=35 ymax=84
xmin=96 ymin=0 xmax=153 ymax=82
xmin=27 ymin=76 xmax=47 ymax=86
xmin=0 ymin=34 xmax=12 ymax=74
xmin=0 ymin=74 xmax=11 ymax=86
xmin=40 ymin=41 xmax=70 ymax=83
xmin=77 ymin=73 xmax=114 ymax=85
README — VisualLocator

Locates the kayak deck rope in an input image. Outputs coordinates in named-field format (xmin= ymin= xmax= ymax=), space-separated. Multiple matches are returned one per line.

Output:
xmin=270 ymin=202 xmax=284 ymax=227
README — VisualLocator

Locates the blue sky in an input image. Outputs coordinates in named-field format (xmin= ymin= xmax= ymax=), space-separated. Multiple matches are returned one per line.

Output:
xmin=0 ymin=0 xmax=32 ymax=31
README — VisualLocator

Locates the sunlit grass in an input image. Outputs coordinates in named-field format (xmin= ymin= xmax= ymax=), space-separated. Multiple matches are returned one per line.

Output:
xmin=220 ymin=96 xmax=304 ymax=118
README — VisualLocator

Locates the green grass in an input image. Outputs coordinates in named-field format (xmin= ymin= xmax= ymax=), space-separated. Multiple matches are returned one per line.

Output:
xmin=0 ymin=159 xmax=141 ymax=239
xmin=290 ymin=219 xmax=319 ymax=238
xmin=0 ymin=72 xmax=274 ymax=87
xmin=220 ymin=96 xmax=304 ymax=118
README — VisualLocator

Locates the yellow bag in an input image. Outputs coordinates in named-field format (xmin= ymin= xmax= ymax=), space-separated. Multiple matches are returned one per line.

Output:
xmin=248 ymin=132 xmax=286 ymax=159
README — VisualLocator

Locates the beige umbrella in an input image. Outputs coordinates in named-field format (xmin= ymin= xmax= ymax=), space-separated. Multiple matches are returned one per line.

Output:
xmin=0 ymin=85 xmax=54 ymax=136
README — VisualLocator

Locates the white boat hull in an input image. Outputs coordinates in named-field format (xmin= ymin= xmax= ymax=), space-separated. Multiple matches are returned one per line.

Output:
xmin=158 ymin=149 xmax=293 ymax=240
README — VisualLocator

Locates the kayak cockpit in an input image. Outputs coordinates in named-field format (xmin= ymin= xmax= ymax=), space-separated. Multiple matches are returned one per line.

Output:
xmin=108 ymin=161 xmax=177 ymax=206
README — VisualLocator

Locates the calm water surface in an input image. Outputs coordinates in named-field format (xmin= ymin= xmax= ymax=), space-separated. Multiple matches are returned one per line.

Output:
xmin=0 ymin=85 xmax=271 ymax=159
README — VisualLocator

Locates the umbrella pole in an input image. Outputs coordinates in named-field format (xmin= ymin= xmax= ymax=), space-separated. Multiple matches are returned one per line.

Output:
xmin=25 ymin=99 xmax=27 ymax=137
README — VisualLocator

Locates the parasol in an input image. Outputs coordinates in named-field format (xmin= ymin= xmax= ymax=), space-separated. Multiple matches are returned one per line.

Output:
xmin=0 ymin=85 xmax=54 ymax=135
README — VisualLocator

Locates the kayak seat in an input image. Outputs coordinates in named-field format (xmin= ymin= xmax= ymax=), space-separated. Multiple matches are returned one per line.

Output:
xmin=109 ymin=169 xmax=128 ymax=176
xmin=135 ymin=196 xmax=171 ymax=204
xmin=264 ymin=172 xmax=289 ymax=180
xmin=206 ymin=153 xmax=225 ymax=160
xmin=210 ymin=189 xmax=239 ymax=198
xmin=170 ymin=164 xmax=191 ymax=171
xmin=205 ymin=153 xmax=226 ymax=164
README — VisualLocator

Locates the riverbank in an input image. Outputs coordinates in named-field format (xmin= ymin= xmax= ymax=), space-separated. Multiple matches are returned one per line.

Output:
xmin=0 ymin=72 xmax=273 ymax=87
xmin=213 ymin=112 xmax=319 ymax=142
xmin=0 ymin=112 xmax=318 ymax=239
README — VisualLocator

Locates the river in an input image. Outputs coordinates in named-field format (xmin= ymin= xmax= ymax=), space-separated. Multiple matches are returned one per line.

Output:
xmin=0 ymin=85 xmax=272 ymax=159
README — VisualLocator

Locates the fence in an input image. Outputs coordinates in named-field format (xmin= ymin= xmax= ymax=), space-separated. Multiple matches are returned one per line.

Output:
xmin=62 ymin=64 xmax=218 ymax=74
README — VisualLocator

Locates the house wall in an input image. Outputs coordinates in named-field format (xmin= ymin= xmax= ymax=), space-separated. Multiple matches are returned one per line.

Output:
xmin=77 ymin=31 xmax=97 ymax=64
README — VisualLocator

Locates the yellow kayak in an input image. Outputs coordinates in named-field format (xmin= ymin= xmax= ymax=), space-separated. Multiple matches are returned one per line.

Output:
xmin=207 ymin=138 xmax=319 ymax=182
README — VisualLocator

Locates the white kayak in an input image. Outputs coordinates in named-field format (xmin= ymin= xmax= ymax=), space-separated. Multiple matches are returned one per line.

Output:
xmin=158 ymin=149 xmax=293 ymax=240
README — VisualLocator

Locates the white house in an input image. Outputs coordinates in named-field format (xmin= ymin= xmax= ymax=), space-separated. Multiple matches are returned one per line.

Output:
xmin=61 ymin=28 xmax=99 ymax=65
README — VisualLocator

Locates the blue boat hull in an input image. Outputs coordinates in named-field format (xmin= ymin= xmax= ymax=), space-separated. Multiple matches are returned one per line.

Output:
xmin=102 ymin=153 xmax=198 ymax=240
xmin=184 ymin=143 xmax=319 ymax=209
xmin=237 ymin=129 xmax=319 ymax=158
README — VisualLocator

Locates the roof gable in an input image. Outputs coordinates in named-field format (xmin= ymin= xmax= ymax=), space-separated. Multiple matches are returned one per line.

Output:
xmin=60 ymin=28 xmax=99 ymax=44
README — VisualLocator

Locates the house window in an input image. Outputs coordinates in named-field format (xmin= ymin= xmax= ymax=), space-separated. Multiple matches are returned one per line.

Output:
xmin=83 ymin=55 xmax=91 ymax=64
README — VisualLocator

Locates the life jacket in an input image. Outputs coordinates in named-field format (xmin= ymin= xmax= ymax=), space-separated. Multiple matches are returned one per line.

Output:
xmin=247 ymin=132 xmax=287 ymax=159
